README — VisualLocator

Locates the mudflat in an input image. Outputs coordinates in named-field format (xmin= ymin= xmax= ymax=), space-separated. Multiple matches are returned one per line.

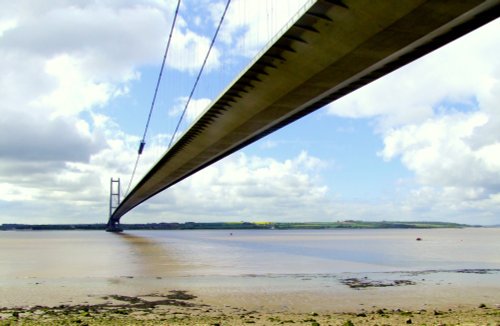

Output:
xmin=0 ymin=288 xmax=499 ymax=325
xmin=1 ymin=270 xmax=500 ymax=325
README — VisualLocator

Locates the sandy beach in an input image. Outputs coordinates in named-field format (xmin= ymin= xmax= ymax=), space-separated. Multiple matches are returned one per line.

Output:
xmin=1 ymin=305 xmax=499 ymax=325
xmin=1 ymin=270 xmax=500 ymax=325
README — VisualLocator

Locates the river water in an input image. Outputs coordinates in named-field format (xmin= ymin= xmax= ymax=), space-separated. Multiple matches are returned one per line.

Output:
xmin=1 ymin=228 xmax=499 ymax=310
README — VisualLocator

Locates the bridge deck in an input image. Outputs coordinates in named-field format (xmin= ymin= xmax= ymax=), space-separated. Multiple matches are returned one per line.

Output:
xmin=111 ymin=0 xmax=499 ymax=221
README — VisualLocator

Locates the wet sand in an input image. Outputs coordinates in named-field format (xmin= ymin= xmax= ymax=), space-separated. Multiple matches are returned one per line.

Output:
xmin=1 ymin=270 xmax=499 ymax=325
xmin=2 ymin=270 xmax=500 ymax=309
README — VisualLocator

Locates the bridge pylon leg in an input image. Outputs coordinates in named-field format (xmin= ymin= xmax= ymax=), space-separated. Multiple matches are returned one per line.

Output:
xmin=106 ymin=178 xmax=123 ymax=232
xmin=106 ymin=217 xmax=123 ymax=233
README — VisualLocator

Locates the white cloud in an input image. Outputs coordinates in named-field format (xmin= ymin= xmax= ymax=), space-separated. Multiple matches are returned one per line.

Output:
xmin=220 ymin=0 xmax=311 ymax=58
xmin=1 ymin=2 xmax=171 ymax=71
xmin=0 ymin=128 xmax=332 ymax=223
xmin=168 ymin=25 xmax=221 ymax=73
xmin=33 ymin=55 xmax=115 ymax=116
xmin=0 ymin=112 xmax=172 ymax=222
xmin=168 ymin=97 xmax=212 ymax=123
xmin=0 ymin=18 xmax=17 ymax=36
xmin=0 ymin=1 xmax=177 ymax=180
xmin=327 ymin=19 xmax=500 ymax=224
xmin=124 ymin=151 xmax=330 ymax=222
xmin=0 ymin=0 xmax=232 ymax=223
xmin=381 ymin=112 xmax=500 ymax=193
xmin=260 ymin=140 xmax=279 ymax=150
xmin=0 ymin=111 xmax=105 ymax=163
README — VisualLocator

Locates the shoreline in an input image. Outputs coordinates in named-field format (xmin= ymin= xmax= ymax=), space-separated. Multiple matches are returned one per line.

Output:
xmin=1 ymin=269 xmax=499 ymax=325
xmin=0 ymin=221 xmax=475 ymax=231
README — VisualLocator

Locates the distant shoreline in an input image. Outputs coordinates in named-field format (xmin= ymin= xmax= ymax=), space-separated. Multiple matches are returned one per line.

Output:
xmin=1 ymin=220 xmax=475 ymax=231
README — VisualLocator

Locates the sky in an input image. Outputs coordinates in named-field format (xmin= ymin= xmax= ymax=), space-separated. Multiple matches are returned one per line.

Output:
xmin=0 ymin=0 xmax=499 ymax=225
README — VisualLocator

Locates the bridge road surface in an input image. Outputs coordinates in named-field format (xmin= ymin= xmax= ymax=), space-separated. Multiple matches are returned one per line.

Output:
xmin=110 ymin=0 xmax=500 ymax=223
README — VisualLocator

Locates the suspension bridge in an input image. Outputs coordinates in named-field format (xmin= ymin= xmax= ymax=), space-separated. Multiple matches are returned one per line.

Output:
xmin=107 ymin=0 xmax=499 ymax=231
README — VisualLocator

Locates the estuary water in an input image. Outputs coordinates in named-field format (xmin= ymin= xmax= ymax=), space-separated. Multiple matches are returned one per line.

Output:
xmin=1 ymin=228 xmax=499 ymax=310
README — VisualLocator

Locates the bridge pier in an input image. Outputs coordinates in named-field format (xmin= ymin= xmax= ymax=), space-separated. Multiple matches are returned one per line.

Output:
xmin=106 ymin=218 xmax=123 ymax=233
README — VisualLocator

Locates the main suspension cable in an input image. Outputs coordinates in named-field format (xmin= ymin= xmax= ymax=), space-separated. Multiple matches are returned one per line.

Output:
xmin=125 ymin=0 xmax=181 ymax=197
xmin=167 ymin=0 xmax=232 ymax=149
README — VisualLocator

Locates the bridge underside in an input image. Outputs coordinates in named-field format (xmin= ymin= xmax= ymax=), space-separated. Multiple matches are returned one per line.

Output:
xmin=111 ymin=0 xmax=499 ymax=221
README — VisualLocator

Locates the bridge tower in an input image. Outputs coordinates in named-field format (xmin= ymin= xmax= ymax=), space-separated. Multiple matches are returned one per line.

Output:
xmin=106 ymin=178 xmax=123 ymax=232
